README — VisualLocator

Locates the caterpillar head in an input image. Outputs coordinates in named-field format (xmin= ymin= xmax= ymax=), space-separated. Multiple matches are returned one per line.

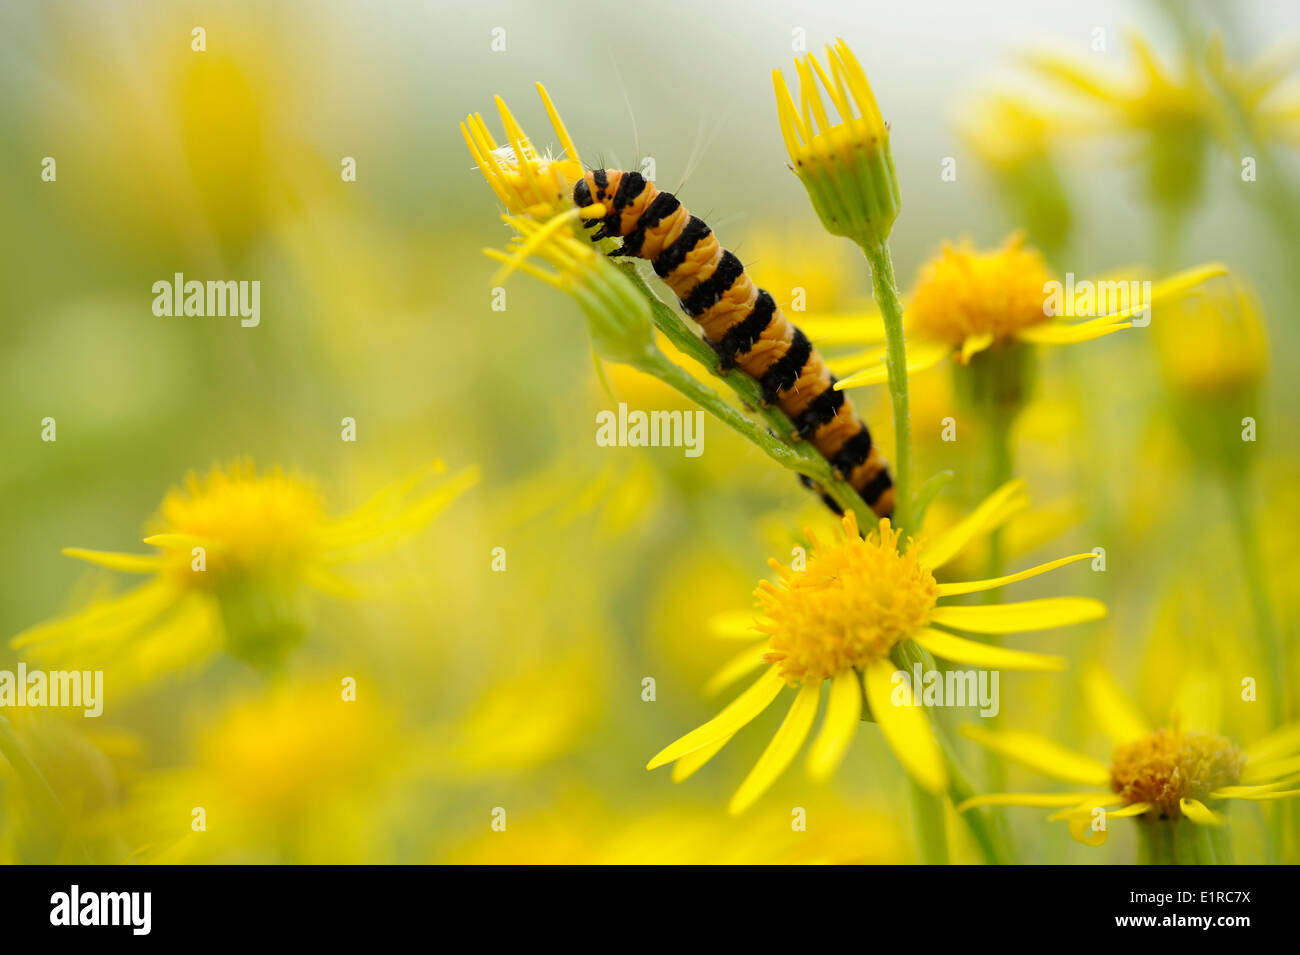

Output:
xmin=574 ymin=169 xmax=645 ymax=240
xmin=573 ymin=169 xmax=616 ymax=209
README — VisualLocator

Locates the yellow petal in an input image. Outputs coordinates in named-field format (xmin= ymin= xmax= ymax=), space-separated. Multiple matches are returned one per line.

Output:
xmin=702 ymin=642 xmax=770 ymax=697
xmin=834 ymin=360 xmax=889 ymax=389
xmin=936 ymin=552 xmax=1094 ymax=596
xmin=1021 ymin=50 xmax=1128 ymax=104
xmin=960 ymin=724 xmax=1110 ymax=785
xmin=672 ymin=734 xmax=732 ymax=783
xmin=930 ymin=597 xmax=1106 ymax=634
xmin=1245 ymin=723 xmax=1300 ymax=764
xmin=536 ymin=82 xmax=580 ymax=165
xmin=806 ymin=669 xmax=862 ymax=780
xmin=957 ymin=792 xmax=1112 ymax=811
xmin=834 ymin=338 xmax=948 ymax=390
xmin=917 ymin=479 xmax=1028 ymax=571
xmin=959 ymin=330 xmax=994 ymax=362
xmin=1171 ymin=666 xmax=1220 ymax=735
xmin=1063 ymin=805 xmax=1111 ymax=847
xmin=140 ymin=533 xmax=207 ymax=550
xmin=826 ymin=346 xmax=885 ymax=377
xmin=863 ymin=659 xmax=947 ymax=794
xmin=10 ymin=579 xmax=175 ymax=651
xmin=1045 ymin=795 xmax=1125 ymax=820
xmin=728 ymin=683 xmax=821 ymax=814
xmin=1223 ymin=788 xmax=1300 ymax=802
xmin=707 ymin=610 xmax=766 ymax=639
xmin=911 ymin=628 xmax=1066 ymax=672
xmin=1081 ymin=662 xmax=1151 ymax=744
xmin=61 ymin=548 xmax=166 ymax=574
xmin=646 ymin=667 xmax=785 ymax=770
xmin=797 ymin=311 xmax=885 ymax=347
xmin=1180 ymin=798 xmax=1224 ymax=826
xmin=1106 ymin=802 xmax=1151 ymax=819
xmin=1242 ymin=753 xmax=1300 ymax=784
xmin=1016 ymin=317 xmax=1131 ymax=345
xmin=1212 ymin=775 xmax=1300 ymax=799
xmin=1147 ymin=262 xmax=1230 ymax=311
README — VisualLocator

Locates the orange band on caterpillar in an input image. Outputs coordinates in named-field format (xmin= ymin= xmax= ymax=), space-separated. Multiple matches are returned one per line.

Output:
xmin=574 ymin=168 xmax=894 ymax=518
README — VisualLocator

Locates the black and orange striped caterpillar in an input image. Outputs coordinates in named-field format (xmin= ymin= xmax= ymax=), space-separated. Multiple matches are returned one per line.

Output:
xmin=573 ymin=169 xmax=894 ymax=518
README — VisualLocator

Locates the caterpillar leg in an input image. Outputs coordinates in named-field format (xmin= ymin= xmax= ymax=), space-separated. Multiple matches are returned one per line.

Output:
xmin=798 ymin=475 xmax=844 ymax=516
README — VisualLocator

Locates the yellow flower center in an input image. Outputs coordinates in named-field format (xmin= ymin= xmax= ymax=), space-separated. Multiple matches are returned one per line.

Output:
xmin=757 ymin=515 xmax=938 ymax=685
xmin=463 ymin=87 xmax=585 ymax=220
xmin=1109 ymin=728 xmax=1245 ymax=816
xmin=907 ymin=235 xmax=1053 ymax=350
xmin=491 ymin=144 xmax=583 ymax=218
xmin=153 ymin=460 xmax=325 ymax=587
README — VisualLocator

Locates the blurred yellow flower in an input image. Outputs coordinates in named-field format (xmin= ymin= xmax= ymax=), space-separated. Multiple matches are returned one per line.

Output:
xmin=1024 ymin=33 xmax=1214 ymax=211
xmin=743 ymin=226 xmax=867 ymax=315
xmin=428 ymin=655 xmax=603 ymax=778
xmin=443 ymin=792 xmax=909 ymax=864
xmin=0 ymin=713 xmax=138 ymax=863
xmin=648 ymin=480 xmax=1105 ymax=813
xmin=824 ymin=234 xmax=1226 ymax=388
xmin=1026 ymin=32 xmax=1300 ymax=179
xmin=462 ymin=84 xmax=583 ymax=219
xmin=960 ymin=665 xmax=1300 ymax=859
xmin=957 ymin=92 xmax=1074 ymax=259
xmin=1154 ymin=277 xmax=1268 ymax=399
xmin=772 ymin=39 xmax=901 ymax=249
xmin=128 ymin=680 xmax=407 ymax=863
xmin=12 ymin=459 xmax=477 ymax=688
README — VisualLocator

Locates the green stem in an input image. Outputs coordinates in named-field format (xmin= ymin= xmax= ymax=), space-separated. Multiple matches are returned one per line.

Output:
xmin=0 ymin=716 xmax=63 ymax=826
xmin=1224 ymin=472 xmax=1285 ymax=726
xmin=621 ymin=264 xmax=874 ymax=527
xmin=620 ymin=264 xmax=800 ymax=442
xmin=980 ymin=397 xmax=1015 ymax=604
xmin=0 ymin=715 xmax=90 ymax=862
xmin=909 ymin=779 xmax=949 ymax=865
xmin=1137 ymin=816 xmax=1223 ymax=864
xmin=640 ymin=352 xmax=869 ymax=525
xmin=933 ymin=716 xmax=1010 ymax=864
xmin=860 ymin=242 xmax=912 ymax=532
xmin=1210 ymin=821 xmax=1234 ymax=865
xmin=1148 ymin=182 xmax=1195 ymax=275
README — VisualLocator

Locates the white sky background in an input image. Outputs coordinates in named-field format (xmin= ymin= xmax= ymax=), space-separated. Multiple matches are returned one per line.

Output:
xmin=365 ymin=0 xmax=1298 ymax=279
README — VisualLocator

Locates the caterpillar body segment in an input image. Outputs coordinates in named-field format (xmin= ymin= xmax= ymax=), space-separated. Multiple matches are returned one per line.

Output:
xmin=573 ymin=169 xmax=894 ymax=518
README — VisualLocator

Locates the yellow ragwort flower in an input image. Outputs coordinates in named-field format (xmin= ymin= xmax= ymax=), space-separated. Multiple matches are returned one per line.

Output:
xmin=1023 ymin=32 xmax=1215 ymax=209
xmin=959 ymin=664 xmax=1300 ymax=855
xmin=461 ymin=83 xmax=583 ymax=219
xmin=12 ymin=459 xmax=477 ymax=687
xmin=1206 ymin=34 xmax=1300 ymax=152
xmin=648 ymin=480 xmax=1106 ymax=814
xmin=773 ymin=38 xmax=901 ymax=249
xmin=126 ymin=679 xmax=407 ymax=863
xmin=816 ymin=233 xmax=1226 ymax=388
xmin=444 ymin=791 xmax=908 ymax=864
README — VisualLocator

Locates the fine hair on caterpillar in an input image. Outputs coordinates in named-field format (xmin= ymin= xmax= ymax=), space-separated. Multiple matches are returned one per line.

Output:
xmin=573 ymin=168 xmax=894 ymax=518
